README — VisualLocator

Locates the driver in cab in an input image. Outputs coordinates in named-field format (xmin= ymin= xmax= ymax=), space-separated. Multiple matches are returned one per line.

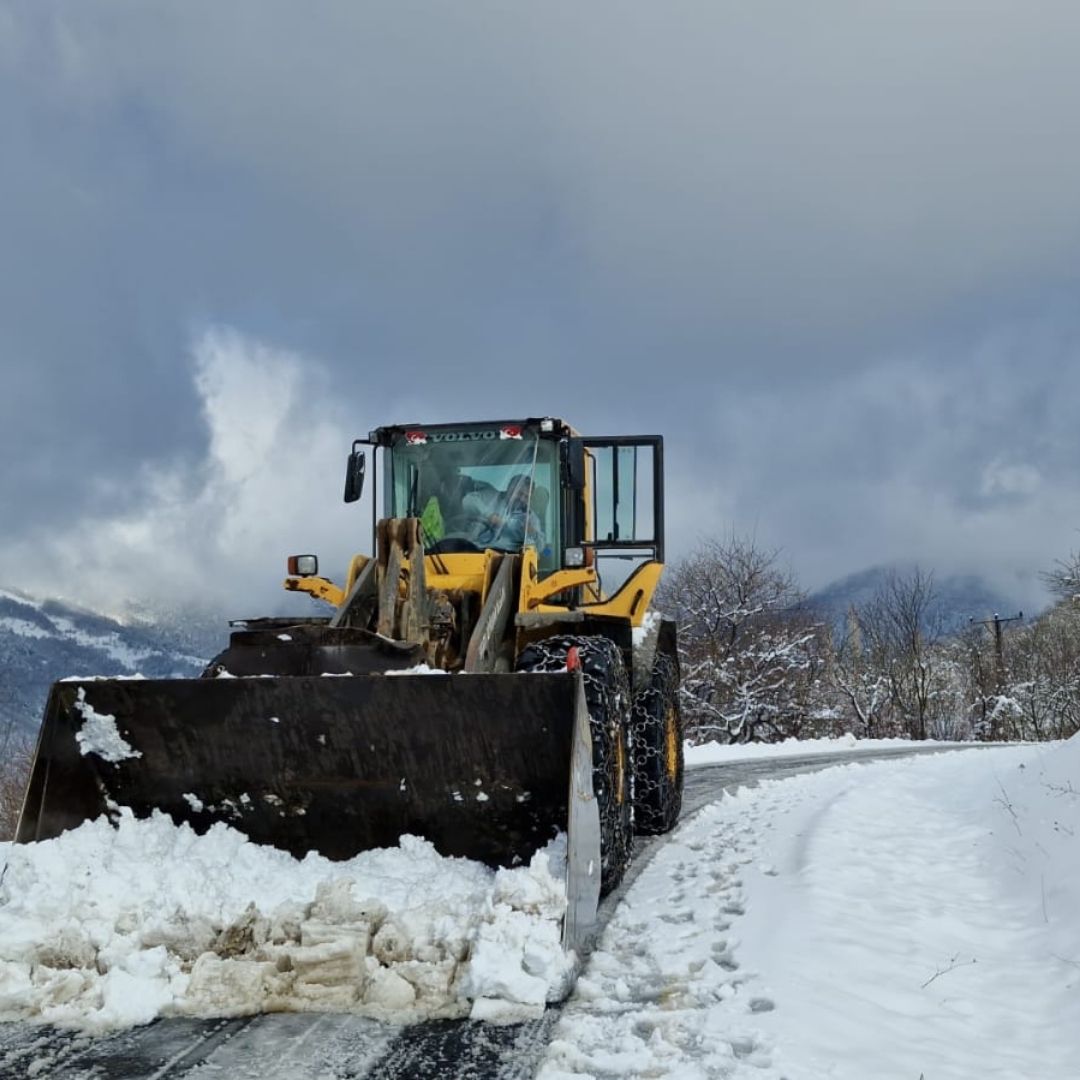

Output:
xmin=462 ymin=474 xmax=545 ymax=551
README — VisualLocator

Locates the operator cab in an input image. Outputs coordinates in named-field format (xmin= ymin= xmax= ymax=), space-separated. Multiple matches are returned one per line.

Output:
xmin=382 ymin=422 xmax=561 ymax=571
xmin=349 ymin=417 xmax=665 ymax=592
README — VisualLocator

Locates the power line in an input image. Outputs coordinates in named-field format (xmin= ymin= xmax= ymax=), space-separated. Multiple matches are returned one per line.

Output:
xmin=969 ymin=611 xmax=1023 ymax=692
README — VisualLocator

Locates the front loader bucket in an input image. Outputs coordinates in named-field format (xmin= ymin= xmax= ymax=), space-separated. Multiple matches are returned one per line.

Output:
xmin=16 ymin=673 xmax=587 ymax=870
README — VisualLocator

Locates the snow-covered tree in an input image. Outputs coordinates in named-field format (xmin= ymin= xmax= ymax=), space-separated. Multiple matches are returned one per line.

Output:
xmin=658 ymin=535 xmax=826 ymax=743
xmin=662 ymin=541 xmax=1080 ymax=747
xmin=989 ymin=606 xmax=1080 ymax=741
xmin=1042 ymin=549 xmax=1080 ymax=606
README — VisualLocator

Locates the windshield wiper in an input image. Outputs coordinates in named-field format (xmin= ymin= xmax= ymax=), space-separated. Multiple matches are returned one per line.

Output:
xmin=407 ymin=467 xmax=419 ymax=519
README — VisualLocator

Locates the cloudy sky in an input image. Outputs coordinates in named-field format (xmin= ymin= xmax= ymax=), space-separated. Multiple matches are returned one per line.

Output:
xmin=4 ymin=1 xmax=1080 ymax=618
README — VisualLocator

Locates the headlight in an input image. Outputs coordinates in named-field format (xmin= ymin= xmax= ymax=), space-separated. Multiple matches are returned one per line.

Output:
xmin=565 ymin=547 xmax=585 ymax=568
xmin=287 ymin=554 xmax=320 ymax=577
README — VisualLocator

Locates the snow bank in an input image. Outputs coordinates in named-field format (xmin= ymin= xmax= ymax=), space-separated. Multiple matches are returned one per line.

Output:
xmin=684 ymin=732 xmax=967 ymax=765
xmin=732 ymin=737 xmax=1080 ymax=1079
xmin=0 ymin=813 xmax=575 ymax=1032
xmin=542 ymin=738 xmax=1080 ymax=1079
xmin=980 ymin=735 xmax=1080 ymax=967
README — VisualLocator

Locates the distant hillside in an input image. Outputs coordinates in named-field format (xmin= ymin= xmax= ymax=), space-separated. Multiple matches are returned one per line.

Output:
xmin=0 ymin=587 xmax=223 ymax=745
xmin=807 ymin=565 xmax=1024 ymax=637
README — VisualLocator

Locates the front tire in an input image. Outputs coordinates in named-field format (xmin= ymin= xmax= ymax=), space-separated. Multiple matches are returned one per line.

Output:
xmin=516 ymin=635 xmax=633 ymax=894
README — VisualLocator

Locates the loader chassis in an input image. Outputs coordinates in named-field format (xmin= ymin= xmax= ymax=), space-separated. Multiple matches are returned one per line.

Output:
xmin=17 ymin=416 xmax=682 ymax=912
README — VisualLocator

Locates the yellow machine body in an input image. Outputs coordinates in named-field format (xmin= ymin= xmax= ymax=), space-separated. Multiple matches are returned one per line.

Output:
xmin=18 ymin=418 xmax=681 ymax=952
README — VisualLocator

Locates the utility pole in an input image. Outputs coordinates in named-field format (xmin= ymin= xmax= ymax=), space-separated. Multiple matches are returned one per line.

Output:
xmin=969 ymin=612 xmax=1023 ymax=693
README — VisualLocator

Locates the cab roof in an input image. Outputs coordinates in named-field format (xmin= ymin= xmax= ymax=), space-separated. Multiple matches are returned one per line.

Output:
xmin=369 ymin=418 xmax=579 ymax=444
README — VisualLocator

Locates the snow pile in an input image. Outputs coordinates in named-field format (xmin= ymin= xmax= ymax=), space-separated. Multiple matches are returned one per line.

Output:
xmin=543 ymin=740 xmax=1080 ymax=1079
xmin=0 ymin=813 xmax=575 ymax=1033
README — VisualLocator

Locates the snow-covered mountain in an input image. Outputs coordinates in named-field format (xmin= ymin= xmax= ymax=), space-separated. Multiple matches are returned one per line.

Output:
xmin=807 ymin=564 xmax=1026 ymax=636
xmin=0 ymin=587 xmax=223 ymax=743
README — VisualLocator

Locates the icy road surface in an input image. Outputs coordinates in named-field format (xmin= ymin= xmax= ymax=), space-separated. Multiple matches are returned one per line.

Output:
xmin=3 ymin=739 xmax=1075 ymax=1078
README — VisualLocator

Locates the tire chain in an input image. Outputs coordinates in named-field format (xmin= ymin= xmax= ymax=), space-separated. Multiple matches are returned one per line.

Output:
xmin=515 ymin=635 xmax=633 ymax=893
xmin=630 ymin=650 xmax=684 ymax=835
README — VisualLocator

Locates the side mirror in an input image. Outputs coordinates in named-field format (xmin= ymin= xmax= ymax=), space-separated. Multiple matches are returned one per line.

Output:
xmin=344 ymin=442 xmax=366 ymax=503
xmin=566 ymin=438 xmax=586 ymax=491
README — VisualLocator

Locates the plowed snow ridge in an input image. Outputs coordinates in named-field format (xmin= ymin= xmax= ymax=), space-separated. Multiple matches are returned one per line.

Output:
xmin=0 ymin=816 xmax=574 ymax=1031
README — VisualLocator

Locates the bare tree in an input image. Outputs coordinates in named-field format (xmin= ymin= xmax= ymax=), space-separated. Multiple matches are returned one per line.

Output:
xmin=854 ymin=568 xmax=945 ymax=740
xmin=1042 ymin=549 xmax=1080 ymax=606
xmin=0 ymin=738 xmax=32 ymax=841
xmin=658 ymin=534 xmax=824 ymax=743
xmin=829 ymin=605 xmax=897 ymax=737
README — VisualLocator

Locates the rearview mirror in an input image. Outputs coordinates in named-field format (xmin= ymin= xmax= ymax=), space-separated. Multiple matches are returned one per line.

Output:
xmin=344 ymin=442 xmax=366 ymax=503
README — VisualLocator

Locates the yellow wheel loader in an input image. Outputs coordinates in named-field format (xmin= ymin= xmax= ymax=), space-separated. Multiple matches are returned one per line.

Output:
xmin=17 ymin=418 xmax=683 ymax=949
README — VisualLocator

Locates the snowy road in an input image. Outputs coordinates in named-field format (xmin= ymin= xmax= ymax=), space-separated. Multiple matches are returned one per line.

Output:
xmin=0 ymin=743 xmax=1036 ymax=1079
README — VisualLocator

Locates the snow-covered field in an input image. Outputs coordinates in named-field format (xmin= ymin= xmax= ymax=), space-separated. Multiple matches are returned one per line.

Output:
xmin=3 ymin=735 xmax=1078 ymax=1080
xmin=542 ymin=738 xmax=1080 ymax=1079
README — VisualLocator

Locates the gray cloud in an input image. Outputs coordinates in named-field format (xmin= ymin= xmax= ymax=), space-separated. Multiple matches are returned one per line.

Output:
xmin=706 ymin=316 xmax=1080 ymax=607
xmin=3 ymin=2 xmax=1080 ymax=615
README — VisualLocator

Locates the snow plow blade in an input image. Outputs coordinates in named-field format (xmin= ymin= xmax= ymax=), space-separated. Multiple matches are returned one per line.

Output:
xmin=16 ymin=673 xmax=596 ymax=873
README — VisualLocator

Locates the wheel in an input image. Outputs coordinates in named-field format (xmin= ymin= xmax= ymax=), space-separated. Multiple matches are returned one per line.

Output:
xmin=631 ymin=649 xmax=683 ymax=835
xmin=516 ymin=635 xmax=633 ymax=894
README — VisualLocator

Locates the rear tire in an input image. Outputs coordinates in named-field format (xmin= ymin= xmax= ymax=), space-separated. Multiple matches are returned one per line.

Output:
xmin=516 ymin=635 xmax=633 ymax=894
xmin=631 ymin=649 xmax=684 ymax=835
